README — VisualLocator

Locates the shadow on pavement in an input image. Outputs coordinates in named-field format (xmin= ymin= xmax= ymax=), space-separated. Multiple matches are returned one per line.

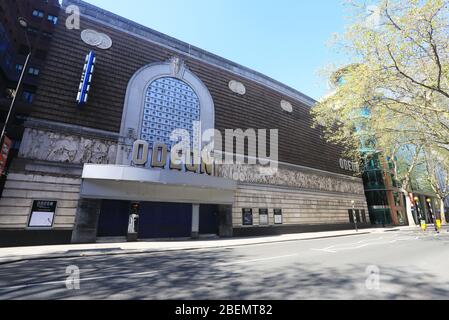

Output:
xmin=0 ymin=248 xmax=448 ymax=300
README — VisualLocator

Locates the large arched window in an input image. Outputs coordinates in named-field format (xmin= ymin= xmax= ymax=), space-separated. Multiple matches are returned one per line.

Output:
xmin=141 ymin=77 xmax=200 ymax=150
xmin=117 ymin=57 xmax=215 ymax=165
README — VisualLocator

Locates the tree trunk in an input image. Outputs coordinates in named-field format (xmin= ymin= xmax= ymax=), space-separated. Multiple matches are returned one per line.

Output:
xmin=440 ymin=199 xmax=447 ymax=225
xmin=403 ymin=189 xmax=417 ymax=226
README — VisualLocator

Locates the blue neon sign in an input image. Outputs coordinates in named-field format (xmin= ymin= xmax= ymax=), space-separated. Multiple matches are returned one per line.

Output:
xmin=76 ymin=51 xmax=96 ymax=106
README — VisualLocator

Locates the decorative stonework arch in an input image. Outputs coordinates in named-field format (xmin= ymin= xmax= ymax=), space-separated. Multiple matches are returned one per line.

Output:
xmin=116 ymin=57 xmax=215 ymax=165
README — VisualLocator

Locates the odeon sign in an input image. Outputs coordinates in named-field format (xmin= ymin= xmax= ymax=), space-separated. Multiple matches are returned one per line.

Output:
xmin=339 ymin=158 xmax=360 ymax=173
xmin=131 ymin=140 xmax=214 ymax=176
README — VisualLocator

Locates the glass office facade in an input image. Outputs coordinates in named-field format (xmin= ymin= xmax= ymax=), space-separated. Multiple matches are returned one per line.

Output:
xmin=362 ymin=153 xmax=395 ymax=226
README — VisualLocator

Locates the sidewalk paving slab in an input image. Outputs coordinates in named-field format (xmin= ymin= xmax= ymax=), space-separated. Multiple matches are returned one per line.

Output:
xmin=0 ymin=226 xmax=421 ymax=265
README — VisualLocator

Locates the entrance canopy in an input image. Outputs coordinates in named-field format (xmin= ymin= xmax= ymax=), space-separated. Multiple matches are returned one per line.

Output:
xmin=80 ymin=164 xmax=237 ymax=205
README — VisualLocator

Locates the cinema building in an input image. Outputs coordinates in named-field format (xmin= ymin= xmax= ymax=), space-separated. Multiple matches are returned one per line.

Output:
xmin=0 ymin=0 xmax=369 ymax=246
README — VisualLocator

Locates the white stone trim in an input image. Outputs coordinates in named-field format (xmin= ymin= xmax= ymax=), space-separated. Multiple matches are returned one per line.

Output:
xmin=80 ymin=164 xmax=236 ymax=204
xmin=280 ymin=100 xmax=293 ymax=113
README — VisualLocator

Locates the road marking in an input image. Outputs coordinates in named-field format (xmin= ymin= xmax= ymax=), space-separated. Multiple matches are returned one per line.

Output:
xmin=310 ymin=234 xmax=429 ymax=253
xmin=311 ymin=237 xmax=387 ymax=253
xmin=310 ymin=248 xmax=338 ymax=253
xmin=215 ymin=254 xmax=298 ymax=267
xmin=0 ymin=270 xmax=159 ymax=291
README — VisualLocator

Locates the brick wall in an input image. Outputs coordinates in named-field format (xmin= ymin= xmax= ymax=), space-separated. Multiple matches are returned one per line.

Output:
xmin=0 ymin=173 xmax=81 ymax=230
xmin=30 ymin=4 xmax=354 ymax=176
xmin=232 ymin=184 xmax=368 ymax=228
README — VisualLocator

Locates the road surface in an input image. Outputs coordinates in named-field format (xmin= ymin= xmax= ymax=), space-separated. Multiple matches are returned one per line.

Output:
xmin=0 ymin=229 xmax=449 ymax=300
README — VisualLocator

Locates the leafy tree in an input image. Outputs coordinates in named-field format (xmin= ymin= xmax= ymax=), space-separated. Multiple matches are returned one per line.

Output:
xmin=312 ymin=0 xmax=449 ymax=224
xmin=314 ymin=0 xmax=448 ymax=148
xmin=423 ymin=147 xmax=449 ymax=221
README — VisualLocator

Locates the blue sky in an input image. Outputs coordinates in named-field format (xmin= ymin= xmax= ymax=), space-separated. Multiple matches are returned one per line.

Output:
xmin=83 ymin=0 xmax=354 ymax=100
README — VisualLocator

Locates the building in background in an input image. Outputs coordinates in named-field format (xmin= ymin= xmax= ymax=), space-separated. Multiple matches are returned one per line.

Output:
xmin=0 ymin=0 xmax=60 ymax=190
xmin=361 ymin=153 xmax=408 ymax=226
xmin=331 ymin=67 xmax=441 ymax=227
xmin=408 ymin=161 xmax=445 ymax=227
xmin=0 ymin=0 xmax=369 ymax=247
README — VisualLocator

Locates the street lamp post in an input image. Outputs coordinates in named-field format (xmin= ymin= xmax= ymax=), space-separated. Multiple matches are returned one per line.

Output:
xmin=427 ymin=198 xmax=440 ymax=232
xmin=352 ymin=200 xmax=358 ymax=232
xmin=415 ymin=196 xmax=426 ymax=231
xmin=426 ymin=198 xmax=434 ymax=222
xmin=0 ymin=17 xmax=31 ymax=145
xmin=414 ymin=197 xmax=420 ymax=219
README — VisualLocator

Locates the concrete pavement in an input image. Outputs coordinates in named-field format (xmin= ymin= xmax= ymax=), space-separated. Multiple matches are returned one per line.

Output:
xmin=0 ymin=226 xmax=416 ymax=265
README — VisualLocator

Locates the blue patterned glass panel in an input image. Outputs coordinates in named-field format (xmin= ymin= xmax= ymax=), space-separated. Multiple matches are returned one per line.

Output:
xmin=141 ymin=77 xmax=200 ymax=150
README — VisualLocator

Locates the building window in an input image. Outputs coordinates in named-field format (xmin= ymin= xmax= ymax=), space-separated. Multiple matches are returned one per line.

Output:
xmin=242 ymin=208 xmax=253 ymax=226
xmin=28 ymin=67 xmax=40 ymax=76
xmin=121 ymin=59 xmax=215 ymax=169
xmin=22 ymin=91 xmax=35 ymax=103
xmin=141 ymin=77 xmax=200 ymax=150
xmin=47 ymin=15 xmax=58 ymax=25
xmin=15 ymin=64 xmax=23 ymax=73
xmin=32 ymin=9 xmax=44 ymax=18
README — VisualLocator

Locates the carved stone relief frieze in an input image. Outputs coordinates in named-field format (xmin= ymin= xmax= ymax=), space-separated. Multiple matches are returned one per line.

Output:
xmin=19 ymin=128 xmax=118 ymax=165
xmin=216 ymin=164 xmax=365 ymax=195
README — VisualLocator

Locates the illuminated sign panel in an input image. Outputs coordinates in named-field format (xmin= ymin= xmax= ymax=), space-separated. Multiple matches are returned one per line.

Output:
xmin=76 ymin=51 xmax=96 ymax=106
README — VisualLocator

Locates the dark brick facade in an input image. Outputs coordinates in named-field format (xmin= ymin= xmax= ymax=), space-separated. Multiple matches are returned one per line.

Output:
xmin=31 ymin=0 xmax=351 ymax=176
